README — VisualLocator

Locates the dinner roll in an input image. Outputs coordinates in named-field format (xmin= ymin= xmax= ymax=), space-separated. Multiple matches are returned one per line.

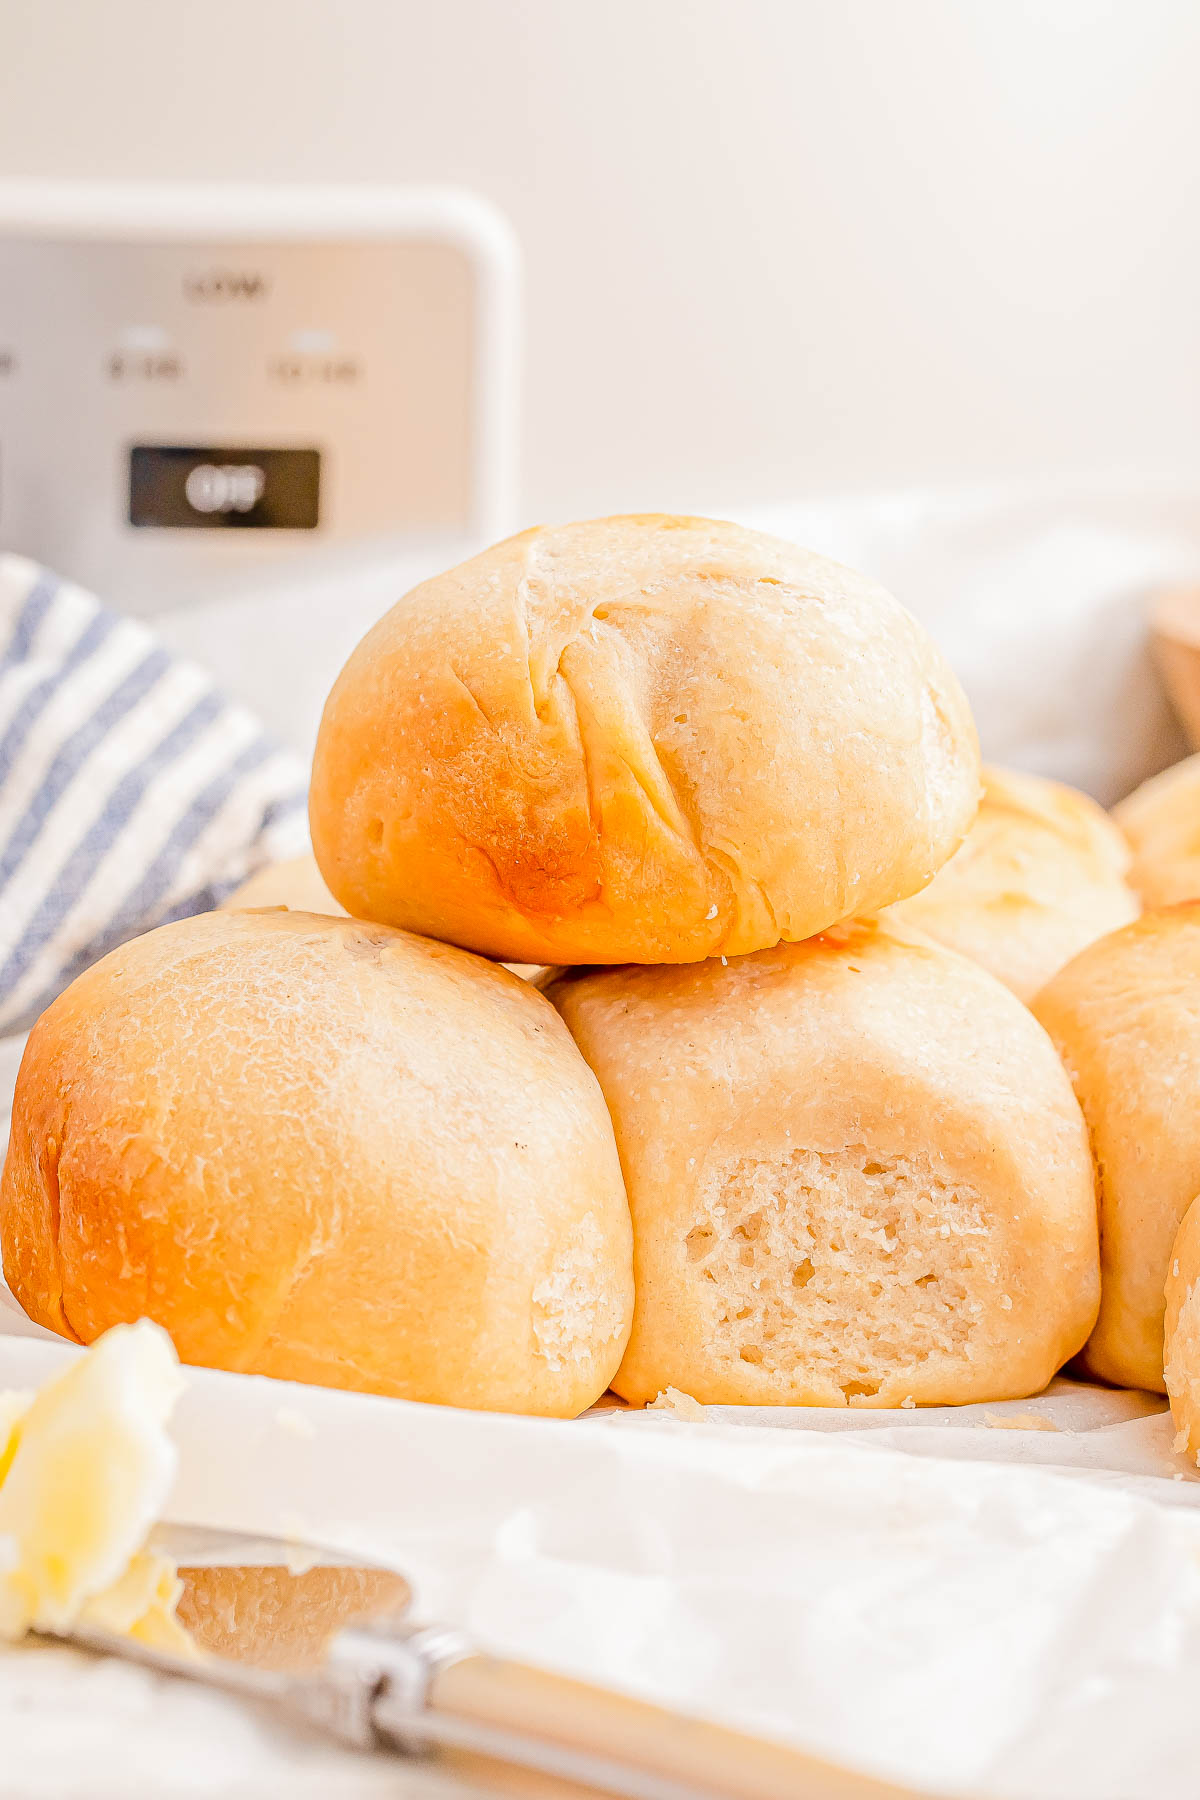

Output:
xmin=1112 ymin=754 xmax=1200 ymax=907
xmin=548 ymin=917 xmax=1098 ymax=1407
xmin=222 ymin=854 xmax=346 ymax=915
xmin=1033 ymin=906 xmax=1200 ymax=1391
xmin=310 ymin=515 xmax=980 ymax=966
xmin=888 ymin=766 xmax=1139 ymax=1001
xmin=1164 ymin=1195 xmax=1200 ymax=1463
xmin=0 ymin=911 xmax=632 ymax=1417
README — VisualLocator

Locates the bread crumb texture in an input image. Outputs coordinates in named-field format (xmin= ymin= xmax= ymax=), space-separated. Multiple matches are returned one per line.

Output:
xmin=685 ymin=1147 xmax=994 ymax=1400
xmin=647 ymin=1387 xmax=709 ymax=1421
xmin=532 ymin=1212 xmax=626 ymax=1374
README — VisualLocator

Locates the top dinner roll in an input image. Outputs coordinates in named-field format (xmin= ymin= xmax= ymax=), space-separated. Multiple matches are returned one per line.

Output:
xmin=309 ymin=515 xmax=980 ymax=966
xmin=888 ymin=765 xmax=1139 ymax=1001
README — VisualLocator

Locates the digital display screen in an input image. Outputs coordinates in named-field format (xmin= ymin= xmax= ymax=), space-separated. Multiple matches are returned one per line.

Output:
xmin=128 ymin=445 xmax=320 ymax=530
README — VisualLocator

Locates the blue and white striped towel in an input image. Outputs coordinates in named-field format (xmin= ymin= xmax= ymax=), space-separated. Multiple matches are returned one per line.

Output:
xmin=0 ymin=555 xmax=309 ymax=1038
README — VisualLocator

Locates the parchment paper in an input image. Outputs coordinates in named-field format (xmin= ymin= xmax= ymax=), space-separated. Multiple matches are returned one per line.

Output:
xmin=3 ymin=1320 xmax=1200 ymax=1800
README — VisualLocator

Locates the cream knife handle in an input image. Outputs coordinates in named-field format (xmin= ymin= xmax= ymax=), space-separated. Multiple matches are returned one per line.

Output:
xmin=367 ymin=1633 xmax=950 ymax=1800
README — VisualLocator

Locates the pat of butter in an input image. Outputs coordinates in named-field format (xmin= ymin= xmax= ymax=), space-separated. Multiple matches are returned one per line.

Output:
xmin=0 ymin=1320 xmax=190 ymax=1648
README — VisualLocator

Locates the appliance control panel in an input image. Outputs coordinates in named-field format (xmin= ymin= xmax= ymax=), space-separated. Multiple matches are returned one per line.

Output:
xmin=0 ymin=184 xmax=519 ymax=614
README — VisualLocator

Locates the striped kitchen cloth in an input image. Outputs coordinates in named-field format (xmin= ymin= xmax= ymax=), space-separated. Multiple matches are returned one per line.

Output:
xmin=0 ymin=555 xmax=309 ymax=1037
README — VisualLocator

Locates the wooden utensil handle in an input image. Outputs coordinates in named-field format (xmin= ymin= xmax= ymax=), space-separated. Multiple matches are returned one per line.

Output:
xmin=420 ymin=1651 xmax=948 ymax=1800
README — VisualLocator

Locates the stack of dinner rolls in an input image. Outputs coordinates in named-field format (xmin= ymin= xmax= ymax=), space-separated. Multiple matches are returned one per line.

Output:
xmin=13 ymin=508 xmax=1200 ymax=1429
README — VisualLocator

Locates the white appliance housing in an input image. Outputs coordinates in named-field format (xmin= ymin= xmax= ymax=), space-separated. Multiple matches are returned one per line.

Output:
xmin=0 ymin=182 xmax=519 ymax=613
xmin=0 ymin=181 xmax=519 ymax=759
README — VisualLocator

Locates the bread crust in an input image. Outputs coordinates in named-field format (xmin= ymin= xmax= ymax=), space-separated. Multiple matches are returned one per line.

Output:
xmin=310 ymin=515 xmax=980 ymax=966
xmin=1033 ymin=904 xmax=1200 ymax=1391
xmin=549 ymin=915 xmax=1098 ymax=1407
xmin=889 ymin=766 xmax=1139 ymax=1000
xmin=0 ymin=910 xmax=633 ymax=1418
xmin=1113 ymin=754 xmax=1200 ymax=908
xmin=1164 ymin=1194 xmax=1200 ymax=1462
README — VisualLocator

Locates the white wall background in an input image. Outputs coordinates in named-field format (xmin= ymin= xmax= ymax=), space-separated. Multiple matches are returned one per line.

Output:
xmin=3 ymin=0 xmax=1199 ymax=522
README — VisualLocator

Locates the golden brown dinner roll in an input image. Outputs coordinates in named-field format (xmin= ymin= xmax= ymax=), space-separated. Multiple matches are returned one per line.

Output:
xmin=888 ymin=766 xmax=1139 ymax=1001
xmin=548 ymin=917 xmax=1098 ymax=1407
xmin=310 ymin=515 xmax=980 ymax=967
xmin=1112 ymin=753 xmax=1200 ymax=907
xmin=1164 ymin=1194 xmax=1200 ymax=1463
xmin=1033 ymin=905 xmax=1200 ymax=1391
xmin=222 ymin=853 xmax=346 ymax=915
xmin=0 ymin=910 xmax=632 ymax=1417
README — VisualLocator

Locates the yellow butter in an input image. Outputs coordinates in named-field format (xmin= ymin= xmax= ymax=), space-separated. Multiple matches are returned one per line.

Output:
xmin=80 ymin=1548 xmax=195 ymax=1654
xmin=0 ymin=1320 xmax=185 ymax=1642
